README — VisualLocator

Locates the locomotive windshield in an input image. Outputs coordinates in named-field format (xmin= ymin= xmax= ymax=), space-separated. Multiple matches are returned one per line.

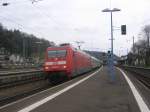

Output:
xmin=48 ymin=50 xmax=67 ymax=58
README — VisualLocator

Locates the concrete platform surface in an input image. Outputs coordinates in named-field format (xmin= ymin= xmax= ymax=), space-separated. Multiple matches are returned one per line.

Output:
xmin=0 ymin=67 xmax=142 ymax=112
xmin=32 ymin=67 xmax=140 ymax=112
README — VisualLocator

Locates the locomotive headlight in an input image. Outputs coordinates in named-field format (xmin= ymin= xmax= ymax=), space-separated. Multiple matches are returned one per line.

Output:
xmin=63 ymin=65 xmax=67 ymax=68
xmin=45 ymin=66 xmax=49 ymax=69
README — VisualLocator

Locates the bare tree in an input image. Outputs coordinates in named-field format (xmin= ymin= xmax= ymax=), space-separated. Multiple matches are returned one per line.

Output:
xmin=127 ymin=25 xmax=150 ymax=66
xmin=142 ymin=25 xmax=150 ymax=66
xmin=143 ymin=25 xmax=150 ymax=47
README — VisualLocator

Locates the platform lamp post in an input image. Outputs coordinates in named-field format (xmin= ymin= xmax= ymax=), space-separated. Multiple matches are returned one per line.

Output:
xmin=102 ymin=8 xmax=121 ymax=64
xmin=102 ymin=8 xmax=121 ymax=82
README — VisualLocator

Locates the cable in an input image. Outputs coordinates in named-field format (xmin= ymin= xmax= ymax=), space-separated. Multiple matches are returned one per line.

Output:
xmin=30 ymin=0 xmax=77 ymax=36
xmin=31 ymin=3 xmax=67 ymax=35
xmin=0 ymin=16 xmax=46 ymax=38
xmin=1 ymin=0 xmax=74 ymax=39
xmin=0 ymin=0 xmax=48 ymax=37
xmin=4 ymin=0 xmax=73 ymax=36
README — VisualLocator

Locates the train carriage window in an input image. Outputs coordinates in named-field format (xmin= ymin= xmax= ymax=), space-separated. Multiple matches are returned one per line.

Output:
xmin=48 ymin=51 xmax=56 ymax=58
xmin=48 ymin=50 xmax=66 ymax=58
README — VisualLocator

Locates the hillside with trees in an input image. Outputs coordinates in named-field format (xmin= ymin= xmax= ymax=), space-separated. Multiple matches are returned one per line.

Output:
xmin=0 ymin=23 xmax=55 ymax=65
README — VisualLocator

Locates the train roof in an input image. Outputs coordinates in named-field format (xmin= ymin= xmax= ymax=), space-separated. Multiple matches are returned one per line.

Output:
xmin=47 ymin=44 xmax=100 ymax=61
xmin=47 ymin=44 xmax=73 ymax=49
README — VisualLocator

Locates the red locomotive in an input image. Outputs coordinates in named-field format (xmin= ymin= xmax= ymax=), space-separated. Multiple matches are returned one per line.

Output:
xmin=43 ymin=44 xmax=100 ymax=83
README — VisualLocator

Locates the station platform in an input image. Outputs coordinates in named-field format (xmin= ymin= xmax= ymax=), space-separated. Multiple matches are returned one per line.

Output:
xmin=0 ymin=66 xmax=149 ymax=112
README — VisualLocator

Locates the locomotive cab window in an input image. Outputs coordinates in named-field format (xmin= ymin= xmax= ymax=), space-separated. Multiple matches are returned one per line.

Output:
xmin=48 ymin=50 xmax=67 ymax=58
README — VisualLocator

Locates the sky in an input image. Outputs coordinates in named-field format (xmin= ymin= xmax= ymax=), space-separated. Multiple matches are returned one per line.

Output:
xmin=0 ymin=0 xmax=150 ymax=56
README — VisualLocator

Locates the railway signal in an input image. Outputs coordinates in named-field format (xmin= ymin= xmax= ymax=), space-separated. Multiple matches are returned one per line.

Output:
xmin=121 ymin=25 xmax=126 ymax=35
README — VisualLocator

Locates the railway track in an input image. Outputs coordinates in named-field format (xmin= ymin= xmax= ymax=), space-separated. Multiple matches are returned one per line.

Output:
xmin=0 ymin=70 xmax=45 ymax=89
xmin=121 ymin=66 xmax=150 ymax=89
xmin=0 ymin=80 xmax=51 ymax=106
xmin=0 ymin=70 xmax=47 ymax=106
xmin=0 ymin=68 xmax=99 ymax=107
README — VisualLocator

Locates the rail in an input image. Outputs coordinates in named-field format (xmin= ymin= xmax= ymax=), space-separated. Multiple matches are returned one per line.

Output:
xmin=120 ymin=66 xmax=150 ymax=88
xmin=0 ymin=70 xmax=45 ymax=88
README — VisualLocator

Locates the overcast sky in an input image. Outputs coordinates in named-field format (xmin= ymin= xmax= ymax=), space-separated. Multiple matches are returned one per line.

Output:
xmin=1 ymin=0 xmax=150 ymax=56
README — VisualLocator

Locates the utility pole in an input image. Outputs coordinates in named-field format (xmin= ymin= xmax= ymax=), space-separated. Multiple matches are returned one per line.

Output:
xmin=23 ymin=37 xmax=26 ymax=62
xmin=146 ymin=33 xmax=150 ymax=66
xmin=147 ymin=34 xmax=150 ymax=48
xmin=110 ymin=12 xmax=113 ymax=58
xmin=133 ymin=36 xmax=135 ymax=53
xmin=35 ymin=41 xmax=43 ymax=63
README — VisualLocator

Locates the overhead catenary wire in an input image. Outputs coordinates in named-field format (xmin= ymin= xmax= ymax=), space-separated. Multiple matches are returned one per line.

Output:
xmin=0 ymin=0 xmax=53 ymax=38
xmin=5 ymin=0 xmax=69 ymax=37
xmin=0 ymin=0 xmax=49 ymax=38
xmin=0 ymin=16 xmax=46 ymax=38
xmin=1 ymin=0 xmax=78 ymax=43
xmin=31 ymin=2 xmax=68 ymax=36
